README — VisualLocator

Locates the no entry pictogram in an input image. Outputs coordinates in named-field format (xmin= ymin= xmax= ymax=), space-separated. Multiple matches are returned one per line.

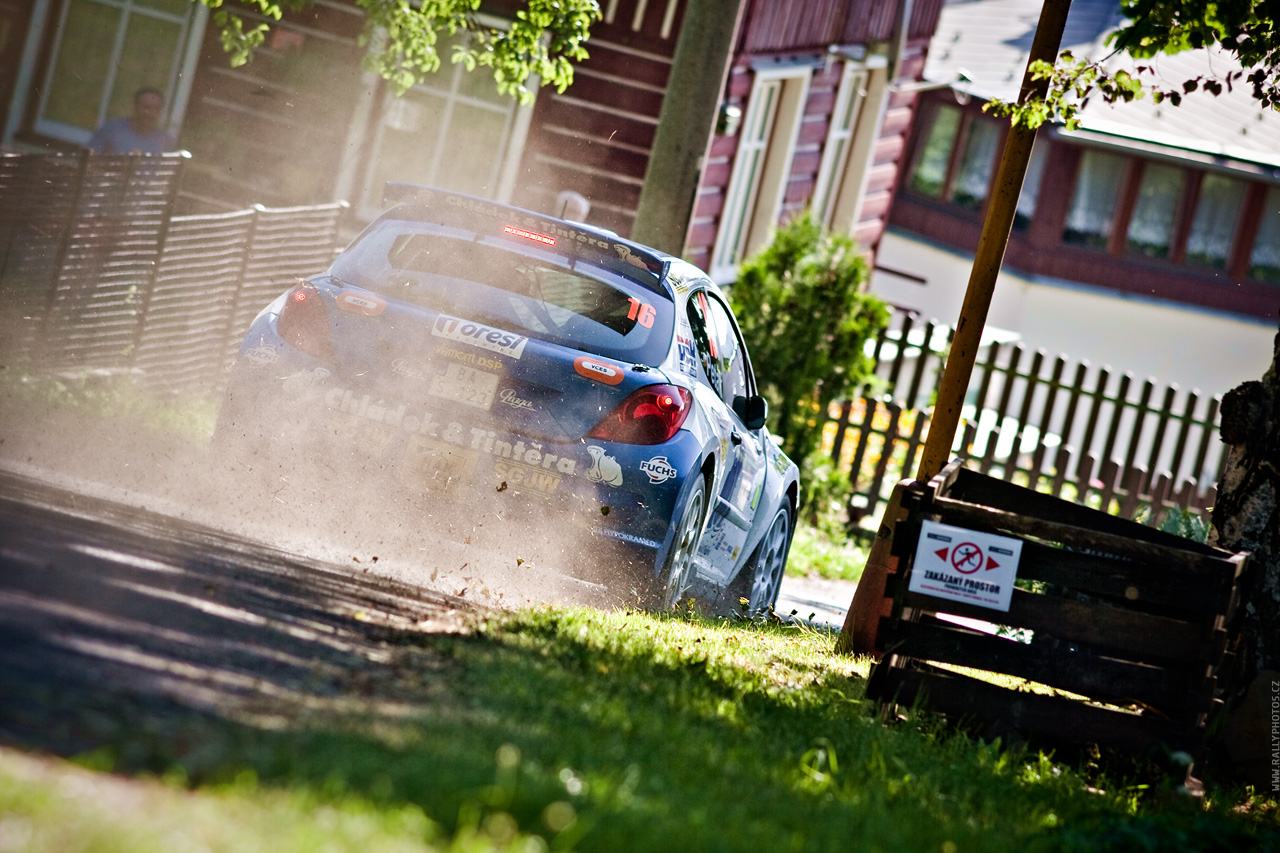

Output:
xmin=950 ymin=542 xmax=984 ymax=573
xmin=935 ymin=541 xmax=1003 ymax=574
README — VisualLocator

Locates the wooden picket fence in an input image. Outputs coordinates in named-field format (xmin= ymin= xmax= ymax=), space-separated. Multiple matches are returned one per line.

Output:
xmin=0 ymin=151 xmax=347 ymax=399
xmin=824 ymin=309 xmax=1224 ymax=531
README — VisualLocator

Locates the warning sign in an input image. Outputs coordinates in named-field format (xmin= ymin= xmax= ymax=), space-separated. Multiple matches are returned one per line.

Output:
xmin=907 ymin=520 xmax=1023 ymax=612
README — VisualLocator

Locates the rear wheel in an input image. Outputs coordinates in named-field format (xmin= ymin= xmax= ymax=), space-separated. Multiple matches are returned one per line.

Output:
xmin=658 ymin=479 xmax=706 ymax=609
xmin=737 ymin=505 xmax=792 ymax=616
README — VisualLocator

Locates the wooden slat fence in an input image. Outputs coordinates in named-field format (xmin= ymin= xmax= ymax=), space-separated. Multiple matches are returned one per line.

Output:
xmin=825 ymin=308 xmax=1224 ymax=532
xmin=0 ymin=151 xmax=347 ymax=399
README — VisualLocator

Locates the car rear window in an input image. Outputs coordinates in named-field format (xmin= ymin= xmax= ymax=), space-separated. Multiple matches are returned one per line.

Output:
xmin=330 ymin=222 xmax=675 ymax=365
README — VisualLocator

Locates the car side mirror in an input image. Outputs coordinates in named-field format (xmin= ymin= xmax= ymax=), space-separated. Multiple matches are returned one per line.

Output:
xmin=733 ymin=394 xmax=768 ymax=431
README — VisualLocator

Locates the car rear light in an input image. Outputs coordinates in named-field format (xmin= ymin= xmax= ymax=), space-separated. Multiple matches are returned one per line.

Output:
xmin=586 ymin=384 xmax=692 ymax=445
xmin=276 ymin=281 xmax=335 ymax=361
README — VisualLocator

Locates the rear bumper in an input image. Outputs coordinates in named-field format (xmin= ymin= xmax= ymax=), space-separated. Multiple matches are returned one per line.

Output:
xmin=215 ymin=341 xmax=704 ymax=579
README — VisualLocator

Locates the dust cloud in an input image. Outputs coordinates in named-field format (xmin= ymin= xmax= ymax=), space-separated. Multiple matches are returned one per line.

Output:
xmin=0 ymin=378 xmax=648 ymax=614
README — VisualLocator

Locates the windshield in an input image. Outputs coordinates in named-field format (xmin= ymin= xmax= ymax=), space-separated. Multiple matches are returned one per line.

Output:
xmin=331 ymin=221 xmax=674 ymax=365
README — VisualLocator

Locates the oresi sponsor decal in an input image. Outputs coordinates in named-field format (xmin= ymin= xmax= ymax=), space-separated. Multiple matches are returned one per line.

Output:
xmin=336 ymin=290 xmax=386 ymax=316
xmin=432 ymin=315 xmax=528 ymax=358
xmin=574 ymin=356 xmax=624 ymax=385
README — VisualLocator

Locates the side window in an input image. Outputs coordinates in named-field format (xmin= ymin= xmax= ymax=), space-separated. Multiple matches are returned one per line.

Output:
xmin=686 ymin=290 xmax=723 ymax=398
xmin=688 ymin=290 xmax=751 ymax=410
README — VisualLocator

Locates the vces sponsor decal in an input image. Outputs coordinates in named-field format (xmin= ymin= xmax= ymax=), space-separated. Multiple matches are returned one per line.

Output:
xmin=433 ymin=315 xmax=528 ymax=358
xmin=336 ymin=290 xmax=386 ymax=316
xmin=574 ymin=356 xmax=624 ymax=385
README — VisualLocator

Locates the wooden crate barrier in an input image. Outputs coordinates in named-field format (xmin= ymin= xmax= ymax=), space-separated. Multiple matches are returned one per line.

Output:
xmin=865 ymin=460 xmax=1249 ymax=755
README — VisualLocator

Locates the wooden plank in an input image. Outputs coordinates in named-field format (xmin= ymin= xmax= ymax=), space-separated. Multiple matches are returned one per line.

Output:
xmin=1007 ymin=349 xmax=1044 ymax=483
xmin=980 ymin=344 xmax=1022 ymax=475
xmin=866 ymin=664 xmax=1201 ymax=753
xmin=875 ymin=618 xmax=1210 ymax=722
xmin=898 ymin=586 xmax=1215 ymax=664
xmin=1008 ymin=539 xmax=1233 ymax=619
xmin=928 ymin=466 xmax=1224 ymax=555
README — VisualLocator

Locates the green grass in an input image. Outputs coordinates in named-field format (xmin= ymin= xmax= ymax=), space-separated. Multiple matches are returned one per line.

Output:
xmin=0 ymin=362 xmax=219 ymax=442
xmin=787 ymin=522 xmax=870 ymax=582
xmin=3 ymin=608 xmax=1276 ymax=852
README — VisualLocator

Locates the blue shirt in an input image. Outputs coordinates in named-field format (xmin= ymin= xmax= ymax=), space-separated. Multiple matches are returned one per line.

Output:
xmin=87 ymin=118 xmax=176 ymax=155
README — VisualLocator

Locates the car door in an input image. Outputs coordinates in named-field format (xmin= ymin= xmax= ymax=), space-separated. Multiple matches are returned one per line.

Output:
xmin=685 ymin=289 xmax=769 ymax=580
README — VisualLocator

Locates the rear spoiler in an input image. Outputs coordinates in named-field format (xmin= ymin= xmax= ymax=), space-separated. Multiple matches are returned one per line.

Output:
xmin=379 ymin=183 xmax=670 ymax=293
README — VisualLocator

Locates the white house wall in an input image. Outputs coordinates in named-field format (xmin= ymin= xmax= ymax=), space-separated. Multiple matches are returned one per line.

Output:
xmin=872 ymin=228 xmax=1275 ymax=399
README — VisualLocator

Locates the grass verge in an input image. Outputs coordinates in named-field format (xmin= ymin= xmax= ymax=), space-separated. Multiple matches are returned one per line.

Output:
xmin=3 ymin=607 xmax=1276 ymax=852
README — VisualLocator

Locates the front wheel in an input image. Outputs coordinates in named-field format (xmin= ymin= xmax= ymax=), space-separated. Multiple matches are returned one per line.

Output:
xmin=739 ymin=505 xmax=792 ymax=616
xmin=658 ymin=478 xmax=706 ymax=610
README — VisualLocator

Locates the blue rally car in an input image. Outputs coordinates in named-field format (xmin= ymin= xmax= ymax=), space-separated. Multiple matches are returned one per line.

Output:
xmin=215 ymin=186 xmax=799 ymax=613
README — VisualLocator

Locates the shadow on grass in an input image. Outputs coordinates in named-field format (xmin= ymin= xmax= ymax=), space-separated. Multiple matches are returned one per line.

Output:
xmin=0 ymin=470 xmax=1276 ymax=852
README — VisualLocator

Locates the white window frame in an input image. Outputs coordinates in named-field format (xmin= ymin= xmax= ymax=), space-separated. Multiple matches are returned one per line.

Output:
xmin=812 ymin=61 xmax=868 ymax=226
xmin=820 ymin=55 xmax=889 ymax=236
xmin=26 ymin=0 xmax=203 ymax=147
xmin=710 ymin=65 xmax=811 ymax=282
xmin=348 ymin=14 xmax=536 ymax=222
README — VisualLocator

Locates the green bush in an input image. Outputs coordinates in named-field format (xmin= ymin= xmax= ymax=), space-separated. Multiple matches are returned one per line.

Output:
xmin=728 ymin=210 xmax=889 ymax=474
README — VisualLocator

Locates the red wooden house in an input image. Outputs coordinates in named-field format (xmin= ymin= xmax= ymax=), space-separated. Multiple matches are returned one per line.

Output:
xmin=3 ymin=0 xmax=942 ymax=278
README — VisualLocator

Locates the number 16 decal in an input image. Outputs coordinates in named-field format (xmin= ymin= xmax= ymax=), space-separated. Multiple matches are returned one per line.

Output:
xmin=627 ymin=297 xmax=655 ymax=328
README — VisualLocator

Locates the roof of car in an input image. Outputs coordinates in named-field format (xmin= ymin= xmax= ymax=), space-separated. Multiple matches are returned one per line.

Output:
xmin=380 ymin=184 xmax=673 ymax=290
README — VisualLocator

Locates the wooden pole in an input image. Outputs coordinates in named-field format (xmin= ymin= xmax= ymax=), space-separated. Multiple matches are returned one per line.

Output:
xmin=837 ymin=0 xmax=1073 ymax=656
xmin=631 ymin=0 xmax=746 ymax=255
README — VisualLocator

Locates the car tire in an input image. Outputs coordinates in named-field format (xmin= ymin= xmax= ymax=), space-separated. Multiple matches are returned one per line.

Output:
xmin=733 ymin=504 xmax=792 ymax=617
xmin=657 ymin=478 xmax=706 ymax=610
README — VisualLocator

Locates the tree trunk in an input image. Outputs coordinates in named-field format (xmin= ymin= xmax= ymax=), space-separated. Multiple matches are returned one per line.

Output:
xmin=1210 ymin=322 xmax=1280 ymax=681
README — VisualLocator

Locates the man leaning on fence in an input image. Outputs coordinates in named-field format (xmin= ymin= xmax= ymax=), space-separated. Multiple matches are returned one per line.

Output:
xmin=87 ymin=87 xmax=176 ymax=155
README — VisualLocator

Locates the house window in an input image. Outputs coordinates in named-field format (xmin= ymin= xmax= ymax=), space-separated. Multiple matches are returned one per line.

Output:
xmin=906 ymin=102 xmax=1001 ymax=210
xmin=812 ymin=63 xmax=868 ymax=226
xmin=1126 ymin=162 xmax=1185 ymax=258
xmin=1063 ymin=149 xmax=1127 ymax=248
xmin=951 ymin=118 xmax=1000 ymax=209
xmin=1185 ymin=174 xmax=1246 ymax=269
xmin=908 ymin=104 xmax=960 ymax=197
xmin=1013 ymin=142 xmax=1048 ymax=231
xmin=710 ymin=66 xmax=810 ymax=281
xmin=33 ymin=0 xmax=197 ymax=145
xmin=1249 ymin=185 xmax=1280 ymax=284
xmin=357 ymin=31 xmax=526 ymax=218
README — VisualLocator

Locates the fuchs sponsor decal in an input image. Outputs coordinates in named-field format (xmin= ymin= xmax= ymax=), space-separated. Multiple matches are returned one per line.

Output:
xmin=324 ymin=386 xmax=577 ymax=476
xmin=574 ymin=356 xmax=624 ymax=385
xmin=640 ymin=455 xmax=676 ymax=484
xmin=586 ymin=445 xmax=623 ymax=486
xmin=336 ymin=290 xmax=386 ymax=316
xmin=432 ymin=315 xmax=528 ymax=358
xmin=245 ymin=344 xmax=279 ymax=367
xmin=498 ymin=388 xmax=534 ymax=411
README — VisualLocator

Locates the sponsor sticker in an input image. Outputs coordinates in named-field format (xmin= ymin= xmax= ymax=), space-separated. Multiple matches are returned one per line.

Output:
xmin=493 ymin=458 xmax=563 ymax=494
xmin=574 ymin=356 xmax=624 ymax=385
xmin=498 ymin=388 xmax=534 ymax=411
xmin=432 ymin=315 xmax=528 ymax=358
xmin=640 ymin=455 xmax=677 ymax=484
xmin=336 ymin=290 xmax=387 ymax=316
xmin=245 ymin=344 xmax=278 ymax=367
xmin=586 ymin=446 xmax=623 ymax=486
